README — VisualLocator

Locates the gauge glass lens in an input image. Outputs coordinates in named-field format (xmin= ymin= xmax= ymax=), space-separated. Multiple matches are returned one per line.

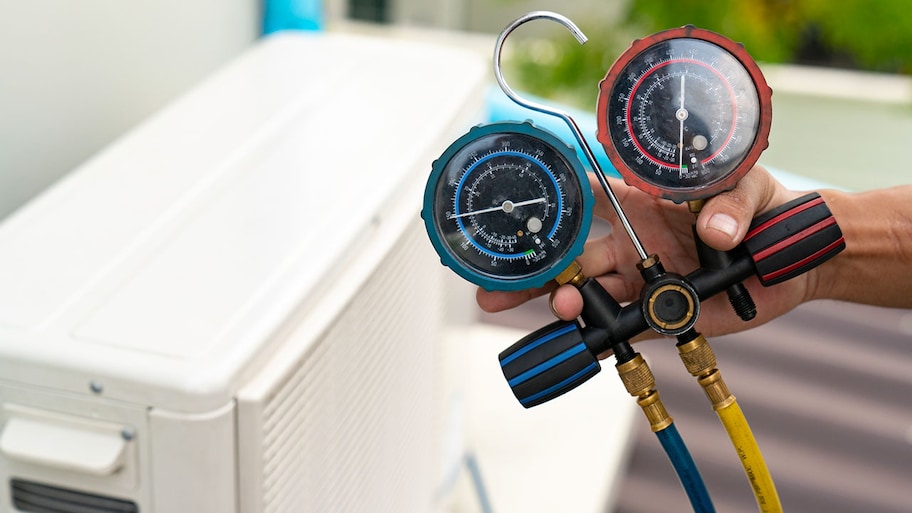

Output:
xmin=601 ymin=37 xmax=762 ymax=197
xmin=431 ymin=131 xmax=584 ymax=283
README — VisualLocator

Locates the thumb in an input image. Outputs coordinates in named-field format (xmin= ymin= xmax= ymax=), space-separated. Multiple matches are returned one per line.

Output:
xmin=697 ymin=166 xmax=781 ymax=251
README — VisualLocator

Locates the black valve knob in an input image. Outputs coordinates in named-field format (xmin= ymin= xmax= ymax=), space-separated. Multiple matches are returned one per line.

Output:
xmin=498 ymin=320 xmax=601 ymax=408
xmin=743 ymin=192 xmax=845 ymax=286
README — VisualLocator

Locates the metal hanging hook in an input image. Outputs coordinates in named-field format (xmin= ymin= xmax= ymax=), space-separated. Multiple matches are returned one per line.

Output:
xmin=493 ymin=11 xmax=587 ymax=121
xmin=493 ymin=11 xmax=649 ymax=261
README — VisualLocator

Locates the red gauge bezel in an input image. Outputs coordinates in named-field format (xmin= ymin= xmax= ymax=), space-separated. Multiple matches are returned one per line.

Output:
xmin=596 ymin=26 xmax=773 ymax=203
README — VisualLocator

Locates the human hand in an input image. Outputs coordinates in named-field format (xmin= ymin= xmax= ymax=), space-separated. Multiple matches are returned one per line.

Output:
xmin=476 ymin=165 xmax=817 ymax=340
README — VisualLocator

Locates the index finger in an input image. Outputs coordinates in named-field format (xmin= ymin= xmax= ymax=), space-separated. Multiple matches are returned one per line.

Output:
xmin=475 ymin=282 xmax=556 ymax=313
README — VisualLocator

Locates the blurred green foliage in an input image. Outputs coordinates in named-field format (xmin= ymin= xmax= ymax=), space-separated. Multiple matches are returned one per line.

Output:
xmin=510 ymin=0 xmax=912 ymax=109
xmin=509 ymin=19 xmax=637 ymax=109
xmin=630 ymin=0 xmax=912 ymax=72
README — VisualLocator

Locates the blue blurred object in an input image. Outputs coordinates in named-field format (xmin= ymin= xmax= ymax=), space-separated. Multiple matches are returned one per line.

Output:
xmin=263 ymin=0 xmax=323 ymax=34
xmin=484 ymin=86 xmax=620 ymax=178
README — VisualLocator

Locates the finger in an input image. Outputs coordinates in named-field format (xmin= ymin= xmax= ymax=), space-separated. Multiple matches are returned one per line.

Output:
xmin=587 ymin=172 xmax=635 ymax=221
xmin=549 ymin=272 xmax=642 ymax=320
xmin=549 ymin=284 xmax=583 ymax=320
xmin=475 ymin=283 xmax=553 ymax=313
xmin=574 ymin=234 xmax=622 ymax=280
xmin=590 ymin=273 xmax=641 ymax=304
xmin=697 ymin=165 xmax=784 ymax=250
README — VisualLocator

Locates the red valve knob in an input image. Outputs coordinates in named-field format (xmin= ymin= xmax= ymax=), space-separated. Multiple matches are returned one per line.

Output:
xmin=743 ymin=193 xmax=845 ymax=286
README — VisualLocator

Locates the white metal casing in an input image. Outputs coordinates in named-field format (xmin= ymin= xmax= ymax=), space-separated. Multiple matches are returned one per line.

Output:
xmin=0 ymin=30 xmax=488 ymax=512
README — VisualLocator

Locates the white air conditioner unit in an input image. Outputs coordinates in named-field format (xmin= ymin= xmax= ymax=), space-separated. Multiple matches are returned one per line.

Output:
xmin=0 ymin=30 xmax=489 ymax=513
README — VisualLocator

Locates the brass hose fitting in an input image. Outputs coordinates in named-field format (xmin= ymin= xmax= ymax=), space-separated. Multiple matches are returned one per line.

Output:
xmin=687 ymin=199 xmax=706 ymax=214
xmin=616 ymin=354 xmax=673 ymax=432
xmin=554 ymin=260 xmax=587 ymax=288
xmin=616 ymin=354 xmax=654 ymax=396
xmin=677 ymin=334 xmax=717 ymax=376
xmin=677 ymin=334 xmax=735 ymax=410
xmin=698 ymin=371 xmax=735 ymax=410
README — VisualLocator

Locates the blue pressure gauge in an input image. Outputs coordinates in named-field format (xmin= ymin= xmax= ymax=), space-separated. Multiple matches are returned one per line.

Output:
xmin=421 ymin=121 xmax=593 ymax=291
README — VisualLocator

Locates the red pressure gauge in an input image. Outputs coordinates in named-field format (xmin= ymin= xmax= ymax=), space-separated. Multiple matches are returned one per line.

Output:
xmin=597 ymin=26 xmax=773 ymax=203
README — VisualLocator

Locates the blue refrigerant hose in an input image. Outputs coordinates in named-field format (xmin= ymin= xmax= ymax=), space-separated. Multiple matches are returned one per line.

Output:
xmin=616 ymin=353 xmax=715 ymax=513
xmin=656 ymin=423 xmax=716 ymax=513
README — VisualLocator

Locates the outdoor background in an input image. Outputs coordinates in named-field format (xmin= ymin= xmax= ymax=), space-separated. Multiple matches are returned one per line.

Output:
xmin=497 ymin=0 xmax=912 ymax=191
xmin=1 ymin=1 xmax=910 ymax=512
xmin=4 ymin=0 xmax=910 ymax=221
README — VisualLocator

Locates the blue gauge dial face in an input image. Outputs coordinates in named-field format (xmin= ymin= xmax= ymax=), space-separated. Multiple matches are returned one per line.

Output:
xmin=423 ymin=123 xmax=591 ymax=291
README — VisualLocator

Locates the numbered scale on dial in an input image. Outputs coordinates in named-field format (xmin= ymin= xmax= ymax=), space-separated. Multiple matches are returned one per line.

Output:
xmin=597 ymin=26 xmax=773 ymax=203
xmin=421 ymin=121 xmax=593 ymax=291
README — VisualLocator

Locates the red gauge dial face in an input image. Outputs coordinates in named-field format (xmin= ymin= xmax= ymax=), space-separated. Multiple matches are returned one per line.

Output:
xmin=597 ymin=27 xmax=772 ymax=203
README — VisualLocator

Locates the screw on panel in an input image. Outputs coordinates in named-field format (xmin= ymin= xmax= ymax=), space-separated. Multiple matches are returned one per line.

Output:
xmin=89 ymin=381 xmax=104 ymax=394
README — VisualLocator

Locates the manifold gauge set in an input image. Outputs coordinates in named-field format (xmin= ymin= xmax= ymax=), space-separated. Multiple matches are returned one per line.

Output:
xmin=420 ymin=11 xmax=845 ymax=513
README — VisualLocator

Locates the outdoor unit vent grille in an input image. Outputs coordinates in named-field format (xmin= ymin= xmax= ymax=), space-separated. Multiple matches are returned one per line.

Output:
xmin=10 ymin=479 xmax=139 ymax=513
xmin=258 ymin=220 xmax=443 ymax=513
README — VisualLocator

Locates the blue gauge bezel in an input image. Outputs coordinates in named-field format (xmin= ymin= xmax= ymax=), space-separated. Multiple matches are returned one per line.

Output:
xmin=421 ymin=121 xmax=593 ymax=291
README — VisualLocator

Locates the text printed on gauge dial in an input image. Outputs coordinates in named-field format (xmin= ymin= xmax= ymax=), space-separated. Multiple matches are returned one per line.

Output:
xmin=598 ymin=28 xmax=772 ymax=202
xmin=422 ymin=122 xmax=592 ymax=291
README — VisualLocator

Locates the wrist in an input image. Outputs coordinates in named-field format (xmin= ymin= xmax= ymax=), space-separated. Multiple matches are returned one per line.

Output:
xmin=812 ymin=187 xmax=912 ymax=306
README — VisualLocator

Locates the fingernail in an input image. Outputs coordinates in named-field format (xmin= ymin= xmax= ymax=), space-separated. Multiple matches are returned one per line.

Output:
xmin=707 ymin=213 xmax=739 ymax=241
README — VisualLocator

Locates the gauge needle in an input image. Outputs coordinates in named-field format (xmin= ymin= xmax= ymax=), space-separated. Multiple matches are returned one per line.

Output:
xmin=448 ymin=197 xmax=547 ymax=219
xmin=677 ymin=74 xmax=686 ymax=178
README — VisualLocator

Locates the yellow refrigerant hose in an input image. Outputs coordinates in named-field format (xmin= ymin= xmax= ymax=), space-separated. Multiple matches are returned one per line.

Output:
xmin=717 ymin=400 xmax=781 ymax=512
xmin=678 ymin=332 xmax=783 ymax=513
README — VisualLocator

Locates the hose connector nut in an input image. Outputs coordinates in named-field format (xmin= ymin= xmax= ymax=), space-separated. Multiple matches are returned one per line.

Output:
xmin=616 ymin=354 xmax=655 ymax=398
xmin=677 ymin=334 xmax=717 ymax=377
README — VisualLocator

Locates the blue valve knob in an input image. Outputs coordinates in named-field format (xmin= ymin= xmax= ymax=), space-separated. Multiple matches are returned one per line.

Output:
xmin=499 ymin=320 xmax=602 ymax=408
